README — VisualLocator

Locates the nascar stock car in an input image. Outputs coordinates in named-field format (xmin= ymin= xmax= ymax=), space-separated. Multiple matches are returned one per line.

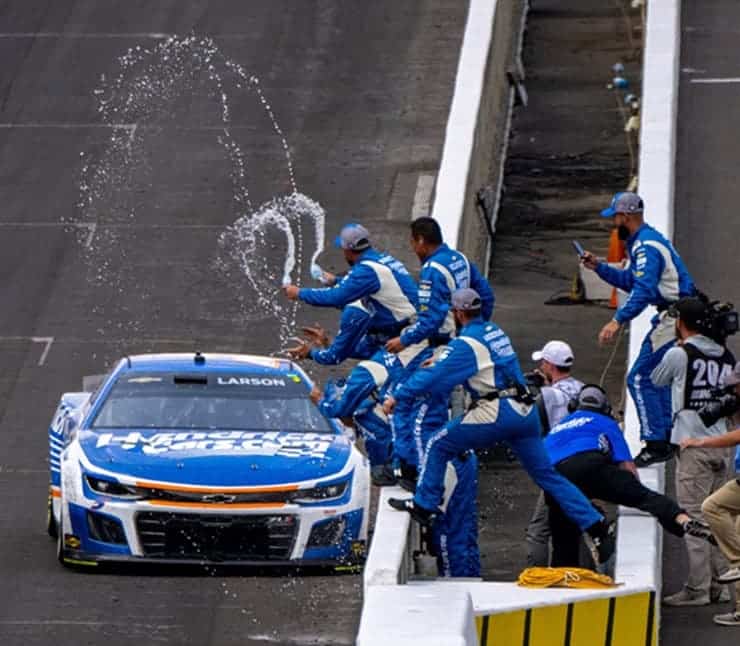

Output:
xmin=47 ymin=352 xmax=369 ymax=568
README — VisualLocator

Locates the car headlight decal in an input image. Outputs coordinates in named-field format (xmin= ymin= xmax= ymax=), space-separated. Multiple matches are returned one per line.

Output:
xmin=289 ymin=480 xmax=348 ymax=503
xmin=86 ymin=475 xmax=147 ymax=499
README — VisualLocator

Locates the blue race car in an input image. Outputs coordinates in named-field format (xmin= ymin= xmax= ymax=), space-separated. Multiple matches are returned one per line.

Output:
xmin=47 ymin=352 xmax=369 ymax=568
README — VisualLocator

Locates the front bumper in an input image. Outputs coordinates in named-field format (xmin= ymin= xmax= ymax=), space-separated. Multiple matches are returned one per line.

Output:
xmin=63 ymin=501 xmax=365 ymax=566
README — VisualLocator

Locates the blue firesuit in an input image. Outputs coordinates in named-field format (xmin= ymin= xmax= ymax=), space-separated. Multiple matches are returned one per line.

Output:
xmin=353 ymin=398 xmax=393 ymax=467
xmin=595 ymin=223 xmax=695 ymax=442
xmin=317 ymin=351 xmax=396 ymax=467
xmin=317 ymin=342 xmax=431 ymax=465
xmin=431 ymin=451 xmax=480 ymax=577
xmin=298 ymin=248 xmax=418 ymax=340
xmin=394 ymin=318 xmax=604 ymax=532
xmin=309 ymin=300 xmax=376 ymax=366
xmin=384 ymin=341 xmax=439 ymax=468
xmin=400 ymin=244 xmax=495 ymax=348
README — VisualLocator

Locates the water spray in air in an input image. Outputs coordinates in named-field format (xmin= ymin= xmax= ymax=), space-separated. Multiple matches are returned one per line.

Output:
xmin=70 ymin=35 xmax=326 ymax=350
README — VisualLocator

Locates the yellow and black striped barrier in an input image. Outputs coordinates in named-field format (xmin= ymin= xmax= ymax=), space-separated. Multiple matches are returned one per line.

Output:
xmin=475 ymin=591 xmax=656 ymax=646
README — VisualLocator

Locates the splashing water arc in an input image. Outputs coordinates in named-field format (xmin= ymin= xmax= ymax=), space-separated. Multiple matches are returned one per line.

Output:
xmin=72 ymin=35 xmax=325 ymax=350
xmin=217 ymin=193 xmax=326 ymax=345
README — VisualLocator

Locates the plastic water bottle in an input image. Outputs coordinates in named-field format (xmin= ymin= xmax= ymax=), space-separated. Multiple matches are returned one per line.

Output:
xmin=311 ymin=263 xmax=331 ymax=285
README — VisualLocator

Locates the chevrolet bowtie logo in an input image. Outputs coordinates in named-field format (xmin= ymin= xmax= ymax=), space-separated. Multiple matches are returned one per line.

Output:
xmin=201 ymin=493 xmax=237 ymax=503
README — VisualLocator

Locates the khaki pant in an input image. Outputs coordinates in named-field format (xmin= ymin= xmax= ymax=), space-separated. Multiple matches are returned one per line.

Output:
xmin=702 ymin=477 xmax=740 ymax=611
xmin=675 ymin=447 xmax=734 ymax=593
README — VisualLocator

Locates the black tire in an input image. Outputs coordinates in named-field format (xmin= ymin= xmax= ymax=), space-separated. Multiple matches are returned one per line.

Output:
xmin=56 ymin=502 xmax=67 ymax=566
xmin=46 ymin=492 xmax=58 ymax=539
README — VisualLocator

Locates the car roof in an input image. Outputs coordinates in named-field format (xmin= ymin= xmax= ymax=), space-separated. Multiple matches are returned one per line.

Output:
xmin=124 ymin=353 xmax=296 ymax=376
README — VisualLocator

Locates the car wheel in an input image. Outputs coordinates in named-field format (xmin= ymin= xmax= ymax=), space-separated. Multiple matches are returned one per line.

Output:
xmin=56 ymin=500 xmax=68 ymax=566
xmin=46 ymin=492 xmax=58 ymax=539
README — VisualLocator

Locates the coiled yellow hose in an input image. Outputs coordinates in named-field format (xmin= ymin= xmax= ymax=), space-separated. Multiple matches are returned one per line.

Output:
xmin=517 ymin=567 xmax=620 ymax=589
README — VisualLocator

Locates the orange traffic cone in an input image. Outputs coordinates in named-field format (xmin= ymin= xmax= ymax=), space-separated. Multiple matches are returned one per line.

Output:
xmin=607 ymin=228 xmax=626 ymax=308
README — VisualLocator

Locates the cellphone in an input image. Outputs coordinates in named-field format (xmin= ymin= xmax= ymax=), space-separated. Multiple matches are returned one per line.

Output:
xmin=572 ymin=240 xmax=585 ymax=257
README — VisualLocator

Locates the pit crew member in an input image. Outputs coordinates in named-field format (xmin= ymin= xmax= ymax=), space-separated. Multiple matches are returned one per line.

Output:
xmin=385 ymin=288 xmax=616 ymax=566
xmin=286 ymin=299 xmax=375 ymax=365
xmin=581 ymin=191 xmax=696 ymax=466
xmin=283 ymin=223 xmax=418 ymax=344
xmin=385 ymin=216 xmax=494 ymax=354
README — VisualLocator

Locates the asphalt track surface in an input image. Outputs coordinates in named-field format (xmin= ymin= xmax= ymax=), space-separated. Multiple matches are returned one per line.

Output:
xmin=0 ymin=3 xmax=467 ymax=645
xmin=662 ymin=1 xmax=740 ymax=642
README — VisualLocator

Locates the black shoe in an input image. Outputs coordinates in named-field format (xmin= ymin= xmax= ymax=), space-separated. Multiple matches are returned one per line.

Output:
xmin=371 ymin=464 xmax=397 ymax=487
xmin=584 ymin=520 xmax=617 ymax=566
xmin=398 ymin=477 xmax=417 ymax=493
xmin=634 ymin=442 xmax=675 ymax=467
xmin=397 ymin=464 xmax=418 ymax=493
xmin=388 ymin=498 xmax=437 ymax=526
xmin=683 ymin=519 xmax=718 ymax=546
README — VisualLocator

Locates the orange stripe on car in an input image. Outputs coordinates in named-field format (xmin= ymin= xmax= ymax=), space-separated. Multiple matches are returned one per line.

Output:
xmin=146 ymin=500 xmax=286 ymax=510
xmin=134 ymin=481 xmax=300 ymax=494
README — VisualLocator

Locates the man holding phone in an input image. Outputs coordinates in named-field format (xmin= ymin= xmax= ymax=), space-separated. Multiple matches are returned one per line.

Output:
xmin=579 ymin=191 xmax=696 ymax=467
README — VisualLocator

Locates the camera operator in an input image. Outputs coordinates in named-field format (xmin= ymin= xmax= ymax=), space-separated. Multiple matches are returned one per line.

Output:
xmin=651 ymin=297 xmax=736 ymax=606
xmin=525 ymin=340 xmax=584 ymax=566
xmin=680 ymin=362 xmax=740 ymax=627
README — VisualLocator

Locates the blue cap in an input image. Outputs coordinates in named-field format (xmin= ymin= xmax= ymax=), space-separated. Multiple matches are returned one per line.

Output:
xmin=601 ymin=191 xmax=644 ymax=217
xmin=334 ymin=223 xmax=371 ymax=251
xmin=451 ymin=288 xmax=481 ymax=311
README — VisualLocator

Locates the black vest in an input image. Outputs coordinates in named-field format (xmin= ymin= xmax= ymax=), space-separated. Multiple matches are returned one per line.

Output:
xmin=683 ymin=343 xmax=736 ymax=411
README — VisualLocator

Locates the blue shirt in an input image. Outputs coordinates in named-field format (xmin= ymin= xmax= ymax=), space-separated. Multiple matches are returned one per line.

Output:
xmin=319 ymin=344 xmax=432 ymax=419
xmin=394 ymin=318 xmax=525 ymax=405
xmin=299 ymin=248 xmax=418 ymax=333
xmin=309 ymin=300 xmax=375 ymax=365
xmin=544 ymin=410 xmax=633 ymax=465
xmin=400 ymin=244 xmax=495 ymax=347
xmin=595 ymin=223 xmax=695 ymax=324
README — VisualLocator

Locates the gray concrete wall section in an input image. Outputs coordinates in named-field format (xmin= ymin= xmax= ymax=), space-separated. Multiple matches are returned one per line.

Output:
xmin=456 ymin=0 xmax=527 ymax=266
xmin=0 ymin=3 xmax=468 ymax=646
xmin=661 ymin=1 xmax=740 ymax=643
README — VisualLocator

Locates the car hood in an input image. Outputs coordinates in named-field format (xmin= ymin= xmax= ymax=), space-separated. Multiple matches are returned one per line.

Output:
xmin=78 ymin=428 xmax=352 ymax=486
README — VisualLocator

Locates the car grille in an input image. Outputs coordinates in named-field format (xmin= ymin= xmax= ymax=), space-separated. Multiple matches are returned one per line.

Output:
xmin=136 ymin=512 xmax=297 ymax=561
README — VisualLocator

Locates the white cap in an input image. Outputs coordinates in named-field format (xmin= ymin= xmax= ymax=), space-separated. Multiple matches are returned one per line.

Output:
xmin=532 ymin=340 xmax=574 ymax=368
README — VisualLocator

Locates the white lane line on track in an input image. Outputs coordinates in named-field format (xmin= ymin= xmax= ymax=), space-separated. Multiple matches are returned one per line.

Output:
xmin=689 ymin=77 xmax=740 ymax=84
xmin=0 ymin=466 xmax=48 ymax=474
xmin=0 ymin=620 xmax=184 ymax=628
xmin=31 ymin=337 xmax=54 ymax=366
xmin=0 ymin=335 xmax=245 ymax=346
xmin=0 ymin=33 xmax=256 ymax=39
xmin=0 ymin=222 xmax=224 ymax=229
xmin=84 ymin=223 xmax=96 ymax=247
xmin=0 ymin=336 xmax=54 ymax=365
xmin=0 ymin=123 xmax=136 ymax=129
xmin=0 ymin=32 xmax=172 ymax=39
xmin=411 ymin=173 xmax=436 ymax=221
xmin=0 ymin=123 xmax=256 ymax=130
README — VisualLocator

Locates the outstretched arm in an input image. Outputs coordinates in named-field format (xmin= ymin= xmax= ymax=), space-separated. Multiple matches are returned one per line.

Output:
xmin=299 ymin=265 xmax=379 ymax=308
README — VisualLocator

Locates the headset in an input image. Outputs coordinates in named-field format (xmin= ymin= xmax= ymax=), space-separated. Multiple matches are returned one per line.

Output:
xmin=567 ymin=383 xmax=613 ymax=417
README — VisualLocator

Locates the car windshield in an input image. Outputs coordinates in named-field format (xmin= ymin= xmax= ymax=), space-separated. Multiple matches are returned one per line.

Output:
xmin=91 ymin=371 xmax=332 ymax=432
